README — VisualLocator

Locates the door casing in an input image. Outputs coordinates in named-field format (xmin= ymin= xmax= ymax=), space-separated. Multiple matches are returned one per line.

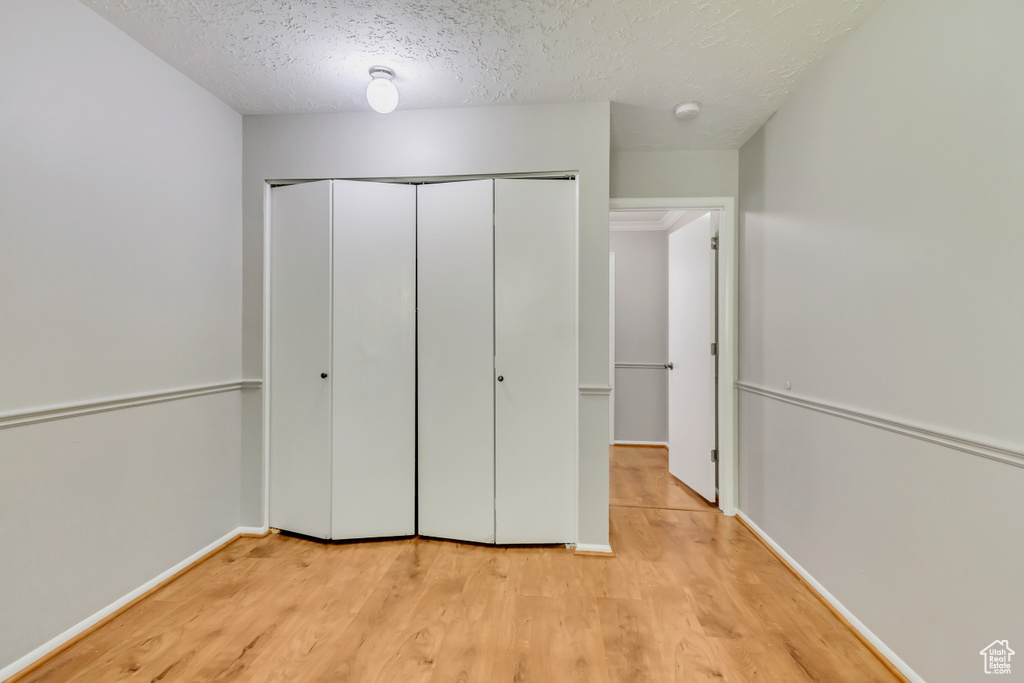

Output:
xmin=609 ymin=196 xmax=738 ymax=516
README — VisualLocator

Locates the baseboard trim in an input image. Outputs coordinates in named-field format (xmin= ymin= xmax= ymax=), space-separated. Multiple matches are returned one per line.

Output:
xmin=573 ymin=543 xmax=615 ymax=556
xmin=0 ymin=526 xmax=257 ymax=682
xmin=613 ymin=441 xmax=668 ymax=448
xmin=736 ymin=511 xmax=921 ymax=683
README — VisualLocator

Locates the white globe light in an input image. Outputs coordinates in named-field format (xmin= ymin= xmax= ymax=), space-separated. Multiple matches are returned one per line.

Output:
xmin=366 ymin=70 xmax=399 ymax=114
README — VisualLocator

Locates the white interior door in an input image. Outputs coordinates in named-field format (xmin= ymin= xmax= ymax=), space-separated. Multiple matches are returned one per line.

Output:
xmin=269 ymin=181 xmax=333 ymax=539
xmin=332 ymin=180 xmax=417 ymax=539
xmin=494 ymin=179 xmax=576 ymax=544
xmin=668 ymin=212 xmax=717 ymax=503
xmin=417 ymin=180 xmax=495 ymax=543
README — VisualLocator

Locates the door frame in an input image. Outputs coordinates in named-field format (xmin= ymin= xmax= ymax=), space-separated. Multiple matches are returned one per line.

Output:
xmin=609 ymin=196 xmax=738 ymax=516
xmin=608 ymin=252 xmax=615 ymax=445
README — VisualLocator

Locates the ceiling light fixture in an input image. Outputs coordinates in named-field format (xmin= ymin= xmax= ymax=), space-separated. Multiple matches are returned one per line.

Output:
xmin=674 ymin=101 xmax=701 ymax=119
xmin=366 ymin=66 xmax=399 ymax=114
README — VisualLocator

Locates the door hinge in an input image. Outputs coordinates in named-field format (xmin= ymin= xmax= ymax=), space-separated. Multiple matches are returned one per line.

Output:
xmin=711 ymin=342 xmax=718 ymax=356
xmin=711 ymin=449 xmax=718 ymax=463
xmin=711 ymin=235 xmax=719 ymax=250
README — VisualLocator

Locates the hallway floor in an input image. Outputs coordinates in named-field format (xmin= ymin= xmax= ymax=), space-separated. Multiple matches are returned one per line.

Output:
xmin=16 ymin=446 xmax=899 ymax=682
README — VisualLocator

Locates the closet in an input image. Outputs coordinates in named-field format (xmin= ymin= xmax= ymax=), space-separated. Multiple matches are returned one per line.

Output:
xmin=268 ymin=177 xmax=576 ymax=545
xmin=269 ymin=180 xmax=416 ymax=540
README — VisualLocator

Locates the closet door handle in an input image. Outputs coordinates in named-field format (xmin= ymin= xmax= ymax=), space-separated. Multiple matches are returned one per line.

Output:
xmin=497 ymin=375 xmax=504 ymax=382
xmin=321 ymin=373 xmax=328 ymax=379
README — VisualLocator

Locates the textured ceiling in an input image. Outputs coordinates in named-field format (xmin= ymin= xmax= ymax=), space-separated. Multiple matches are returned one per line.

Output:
xmin=79 ymin=0 xmax=883 ymax=150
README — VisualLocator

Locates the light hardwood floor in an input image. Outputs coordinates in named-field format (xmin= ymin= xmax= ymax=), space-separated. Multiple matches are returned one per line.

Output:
xmin=13 ymin=446 xmax=900 ymax=682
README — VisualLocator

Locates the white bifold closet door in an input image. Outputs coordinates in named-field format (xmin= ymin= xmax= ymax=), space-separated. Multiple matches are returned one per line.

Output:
xmin=332 ymin=181 xmax=417 ymax=538
xmin=269 ymin=180 xmax=416 ymax=540
xmin=418 ymin=178 xmax=576 ymax=545
xmin=493 ymin=179 xmax=576 ymax=544
xmin=269 ymin=180 xmax=333 ymax=539
xmin=271 ymin=177 xmax=574 ymax=544
xmin=417 ymin=180 xmax=495 ymax=543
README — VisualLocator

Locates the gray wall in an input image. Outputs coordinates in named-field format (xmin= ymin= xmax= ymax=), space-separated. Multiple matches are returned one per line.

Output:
xmin=242 ymin=103 xmax=611 ymax=547
xmin=738 ymin=1 xmax=1024 ymax=681
xmin=611 ymin=149 xmax=738 ymax=199
xmin=0 ymin=0 xmax=243 ymax=672
xmin=610 ymin=230 xmax=668 ymax=443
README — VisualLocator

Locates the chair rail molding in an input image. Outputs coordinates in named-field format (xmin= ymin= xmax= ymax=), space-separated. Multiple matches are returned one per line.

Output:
xmin=737 ymin=381 xmax=1024 ymax=469
xmin=0 ymin=380 xmax=263 ymax=431
xmin=615 ymin=362 xmax=672 ymax=370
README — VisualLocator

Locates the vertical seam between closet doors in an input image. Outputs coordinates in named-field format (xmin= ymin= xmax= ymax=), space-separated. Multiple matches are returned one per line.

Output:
xmin=414 ymin=183 xmax=419 ymax=536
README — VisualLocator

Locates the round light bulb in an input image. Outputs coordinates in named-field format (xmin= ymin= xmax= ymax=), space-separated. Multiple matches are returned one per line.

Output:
xmin=674 ymin=101 xmax=701 ymax=119
xmin=366 ymin=74 xmax=399 ymax=114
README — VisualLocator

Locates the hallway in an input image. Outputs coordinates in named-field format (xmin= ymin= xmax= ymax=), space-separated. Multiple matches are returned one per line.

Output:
xmin=606 ymin=445 xmax=899 ymax=681
xmin=14 ymin=446 xmax=900 ymax=682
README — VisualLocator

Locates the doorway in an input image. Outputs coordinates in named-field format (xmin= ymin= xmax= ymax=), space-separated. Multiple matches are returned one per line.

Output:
xmin=608 ymin=197 xmax=737 ymax=515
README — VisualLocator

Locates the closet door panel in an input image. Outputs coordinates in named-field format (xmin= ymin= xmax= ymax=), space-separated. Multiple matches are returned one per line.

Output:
xmin=417 ymin=180 xmax=496 ymax=543
xmin=494 ymin=179 xmax=576 ymax=544
xmin=269 ymin=181 xmax=333 ymax=539
xmin=332 ymin=181 xmax=417 ymax=539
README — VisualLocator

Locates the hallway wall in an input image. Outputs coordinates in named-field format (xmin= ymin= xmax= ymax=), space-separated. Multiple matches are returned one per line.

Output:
xmin=610 ymin=230 xmax=669 ymax=443
xmin=0 ymin=0 xmax=243 ymax=674
xmin=611 ymin=149 xmax=737 ymax=199
xmin=738 ymin=1 xmax=1024 ymax=680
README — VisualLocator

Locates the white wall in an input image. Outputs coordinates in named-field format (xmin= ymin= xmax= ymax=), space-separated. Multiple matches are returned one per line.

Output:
xmin=0 ymin=0 xmax=243 ymax=673
xmin=609 ymin=230 xmax=668 ymax=442
xmin=738 ymin=1 xmax=1024 ymax=681
xmin=611 ymin=149 xmax=738 ymax=199
xmin=242 ymin=103 xmax=611 ymax=548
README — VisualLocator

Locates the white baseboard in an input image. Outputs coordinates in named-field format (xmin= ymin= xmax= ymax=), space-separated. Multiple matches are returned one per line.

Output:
xmin=574 ymin=543 xmax=614 ymax=555
xmin=237 ymin=525 xmax=269 ymax=536
xmin=613 ymin=440 xmax=668 ymax=447
xmin=0 ymin=526 xmax=247 ymax=681
xmin=736 ymin=511 xmax=923 ymax=683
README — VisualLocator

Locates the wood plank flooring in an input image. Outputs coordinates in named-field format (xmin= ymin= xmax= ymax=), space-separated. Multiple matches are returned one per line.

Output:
xmin=610 ymin=445 xmax=717 ymax=511
xmin=12 ymin=446 xmax=900 ymax=682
